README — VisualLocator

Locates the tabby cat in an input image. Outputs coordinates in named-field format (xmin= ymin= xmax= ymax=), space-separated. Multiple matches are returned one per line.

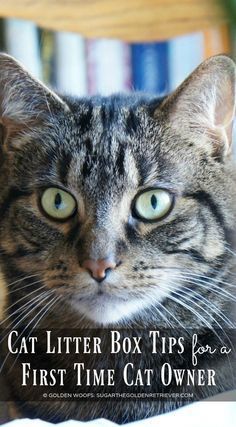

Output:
xmin=0 ymin=53 xmax=235 ymax=423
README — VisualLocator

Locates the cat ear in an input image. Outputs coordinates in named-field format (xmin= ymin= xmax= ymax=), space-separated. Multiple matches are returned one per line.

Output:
xmin=0 ymin=53 xmax=69 ymax=148
xmin=160 ymin=55 xmax=236 ymax=158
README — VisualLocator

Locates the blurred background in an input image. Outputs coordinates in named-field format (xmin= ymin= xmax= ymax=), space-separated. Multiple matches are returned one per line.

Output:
xmin=0 ymin=0 xmax=234 ymax=97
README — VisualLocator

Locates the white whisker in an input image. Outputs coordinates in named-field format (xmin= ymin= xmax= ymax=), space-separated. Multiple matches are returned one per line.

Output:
xmin=9 ymin=295 xmax=61 ymax=373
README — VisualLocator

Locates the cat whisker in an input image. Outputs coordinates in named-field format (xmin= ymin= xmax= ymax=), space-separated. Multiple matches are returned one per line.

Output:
xmin=168 ymin=283 xmax=236 ymax=381
xmin=0 ymin=291 xmax=53 ymax=346
xmin=135 ymin=268 xmax=236 ymax=306
xmin=9 ymin=294 xmax=62 ymax=373
xmin=0 ymin=285 xmax=47 ymax=326
xmin=163 ymin=284 xmax=213 ymax=328
xmin=2 ymin=283 xmax=47 ymax=316
xmin=176 ymin=269 xmax=236 ymax=288
xmin=170 ymin=271 xmax=236 ymax=299
xmin=175 ymin=273 xmax=236 ymax=303
xmin=147 ymin=300 xmax=173 ymax=328
xmin=225 ymin=246 xmax=236 ymax=257
xmin=163 ymin=282 xmax=234 ymax=351
xmin=3 ymin=272 xmax=40 ymax=288
xmin=147 ymin=294 xmax=185 ymax=329
xmin=0 ymin=290 xmax=50 ymax=329
xmin=6 ymin=279 xmax=45 ymax=295
xmin=143 ymin=265 xmax=236 ymax=288
xmin=143 ymin=265 xmax=236 ymax=287
xmin=168 ymin=276 xmax=235 ymax=328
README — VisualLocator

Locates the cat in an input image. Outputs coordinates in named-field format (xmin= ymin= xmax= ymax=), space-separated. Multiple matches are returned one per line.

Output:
xmin=0 ymin=52 xmax=235 ymax=423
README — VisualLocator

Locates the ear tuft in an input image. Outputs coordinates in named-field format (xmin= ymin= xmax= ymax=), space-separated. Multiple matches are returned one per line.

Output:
xmin=0 ymin=53 xmax=69 ymax=147
xmin=160 ymin=55 xmax=236 ymax=158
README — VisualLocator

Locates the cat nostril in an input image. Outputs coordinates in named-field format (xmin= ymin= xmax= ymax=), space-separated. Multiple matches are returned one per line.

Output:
xmin=81 ymin=258 xmax=119 ymax=282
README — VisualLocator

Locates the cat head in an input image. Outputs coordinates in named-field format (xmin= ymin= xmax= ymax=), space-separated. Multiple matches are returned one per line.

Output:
xmin=0 ymin=53 xmax=235 ymax=326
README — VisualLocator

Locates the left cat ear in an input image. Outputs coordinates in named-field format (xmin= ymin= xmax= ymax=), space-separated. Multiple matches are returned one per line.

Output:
xmin=160 ymin=55 xmax=236 ymax=157
xmin=0 ymin=53 xmax=69 ymax=149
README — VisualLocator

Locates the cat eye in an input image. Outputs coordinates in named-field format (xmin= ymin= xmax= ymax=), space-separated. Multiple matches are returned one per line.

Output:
xmin=132 ymin=188 xmax=174 ymax=222
xmin=40 ymin=188 xmax=77 ymax=221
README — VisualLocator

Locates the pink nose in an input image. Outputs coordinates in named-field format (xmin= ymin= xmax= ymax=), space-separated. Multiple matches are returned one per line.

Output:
xmin=81 ymin=258 xmax=117 ymax=282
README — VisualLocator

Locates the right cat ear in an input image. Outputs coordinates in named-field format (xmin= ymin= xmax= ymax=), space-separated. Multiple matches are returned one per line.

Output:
xmin=0 ymin=53 xmax=69 ymax=149
xmin=159 ymin=55 xmax=236 ymax=158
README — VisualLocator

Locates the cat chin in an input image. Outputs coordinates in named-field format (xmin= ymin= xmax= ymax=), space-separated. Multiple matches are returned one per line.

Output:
xmin=71 ymin=295 xmax=151 ymax=326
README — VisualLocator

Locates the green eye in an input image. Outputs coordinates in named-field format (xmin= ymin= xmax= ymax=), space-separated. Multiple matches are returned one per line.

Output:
xmin=133 ymin=189 xmax=173 ymax=222
xmin=40 ymin=188 xmax=77 ymax=220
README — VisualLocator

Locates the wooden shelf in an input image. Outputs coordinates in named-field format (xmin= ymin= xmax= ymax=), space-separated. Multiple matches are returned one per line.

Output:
xmin=0 ymin=0 xmax=228 ymax=41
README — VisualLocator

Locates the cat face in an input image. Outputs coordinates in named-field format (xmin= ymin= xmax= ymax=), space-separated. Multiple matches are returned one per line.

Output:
xmin=0 ymin=54 xmax=235 ymax=327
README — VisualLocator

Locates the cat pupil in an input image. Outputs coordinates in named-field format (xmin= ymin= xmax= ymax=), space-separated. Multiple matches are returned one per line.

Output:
xmin=55 ymin=193 xmax=62 ymax=209
xmin=151 ymin=194 xmax=157 ymax=210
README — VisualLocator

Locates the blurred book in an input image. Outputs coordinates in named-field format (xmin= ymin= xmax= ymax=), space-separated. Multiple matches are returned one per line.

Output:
xmin=3 ymin=20 xmax=231 ymax=101
xmin=230 ymin=25 xmax=236 ymax=63
xmin=4 ymin=18 xmax=42 ymax=79
xmin=131 ymin=42 xmax=169 ymax=95
xmin=54 ymin=31 xmax=88 ymax=96
xmin=203 ymin=24 xmax=231 ymax=58
xmin=39 ymin=29 xmax=55 ymax=86
xmin=87 ymin=39 xmax=131 ymax=95
xmin=0 ymin=18 xmax=5 ymax=51
xmin=168 ymin=32 xmax=204 ymax=91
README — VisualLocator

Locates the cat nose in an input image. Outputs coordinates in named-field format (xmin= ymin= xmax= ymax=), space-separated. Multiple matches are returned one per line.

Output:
xmin=81 ymin=258 xmax=118 ymax=282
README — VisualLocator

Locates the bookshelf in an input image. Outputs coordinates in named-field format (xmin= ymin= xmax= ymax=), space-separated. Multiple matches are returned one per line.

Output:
xmin=0 ymin=0 xmax=228 ymax=41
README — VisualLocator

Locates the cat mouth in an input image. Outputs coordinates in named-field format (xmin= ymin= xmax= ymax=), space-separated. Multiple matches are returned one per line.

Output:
xmin=70 ymin=290 xmax=149 ymax=325
xmin=76 ymin=292 xmax=128 ymax=303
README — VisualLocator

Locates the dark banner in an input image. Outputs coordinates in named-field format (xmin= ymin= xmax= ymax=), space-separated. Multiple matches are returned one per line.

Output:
xmin=0 ymin=328 xmax=235 ymax=402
